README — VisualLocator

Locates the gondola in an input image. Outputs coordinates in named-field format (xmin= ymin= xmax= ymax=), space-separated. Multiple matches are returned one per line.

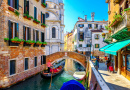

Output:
xmin=40 ymin=62 xmax=65 ymax=79
xmin=73 ymin=71 xmax=86 ymax=81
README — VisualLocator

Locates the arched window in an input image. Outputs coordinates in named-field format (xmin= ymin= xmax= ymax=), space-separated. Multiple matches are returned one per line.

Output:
xmin=46 ymin=13 xmax=49 ymax=18
xmin=54 ymin=5 xmax=56 ymax=9
xmin=52 ymin=27 xmax=56 ymax=38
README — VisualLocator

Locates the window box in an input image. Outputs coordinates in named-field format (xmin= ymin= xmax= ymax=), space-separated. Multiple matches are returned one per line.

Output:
xmin=42 ymin=42 xmax=47 ymax=45
xmin=14 ymin=10 xmax=20 ymax=16
xmin=8 ymin=6 xmax=14 ymax=12
xmin=11 ymin=37 xmax=25 ymax=44
xmin=33 ymin=19 xmax=40 ymax=24
xmin=41 ymin=3 xmax=46 ymax=8
xmin=95 ymin=38 xmax=99 ymax=39
xmin=4 ymin=38 xmax=9 ymax=42
xmin=41 ymin=23 xmax=47 ymax=27
xmin=36 ymin=41 xmax=42 ymax=45
xmin=23 ymin=13 xmax=33 ymax=20
xmin=25 ymin=40 xmax=35 ymax=45
xmin=79 ymin=39 xmax=84 ymax=41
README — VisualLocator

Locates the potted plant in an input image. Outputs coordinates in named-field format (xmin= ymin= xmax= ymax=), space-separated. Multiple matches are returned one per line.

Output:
xmin=36 ymin=41 xmax=42 ymax=45
xmin=41 ymin=3 xmax=46 ymax=8
xmin=14 ymin=10 xmax=20 ymax=16
xmin=20 ymin=39 xmax=25 ymax=44
xmin=4 ymin=38 xmax=9 ymax=42
xmin=8 ymin=6 xmax=14 ymax=12
xmin=42 ymin=42 xmax=47 ymax=45
xmin=23 ymin=14 xmax=28 ymax=19
xmin=28 ymin=15 xmax=33 ymax=20
xmin=41 ymin=23 xmax=47 ymax=27
xmin=102 ymin=33 xmax=105 ymax=36
xmin=26 ymin=40 xmax=33 ymax=44
xmin=11 ymin=37 xmax=21 ymax=43
xmin=33 ymin=19 xmax=40 ymax=24
xmin=124 ymin=8 xmax=130 ymax=14
xmin=109 ymin=30 xmax=112 ymax=33
xmin=30 ymin=40 xmax=35 ymax=45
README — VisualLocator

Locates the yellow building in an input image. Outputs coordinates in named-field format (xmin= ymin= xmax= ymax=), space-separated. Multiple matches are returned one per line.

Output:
xmin=64 ymin=33 xmax=68 ymax=51
xmin=100 ymin=0 xmax=130 ymax=81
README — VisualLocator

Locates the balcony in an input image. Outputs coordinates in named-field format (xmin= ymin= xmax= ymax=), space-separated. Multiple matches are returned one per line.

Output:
xmin=111 ymin=12 xmax=130 ymax=40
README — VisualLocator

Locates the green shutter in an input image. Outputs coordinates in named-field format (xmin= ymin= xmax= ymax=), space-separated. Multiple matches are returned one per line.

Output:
xmin=8 ymin=20 xmax=12 ymax=39
xmin=41 ymin=12 xmax=42 ymax=23
xmin=8 ymin=0 xmax=10 ymax=5
xmin=24 ymin=0 xmax=26 ymax=13
xmin=23 ymin=26 xmax=25 ymax=40
xmin=29 ymin=28 xmax=31 ymax=40
xmin=34 ymin=7 xmax=36 ymax=19
xmin=33 ymin=29 xmax=35 ymax=41
xmin=27 ymin=1 xmax=29 ymax=14
xmin=15 ymin=0 xmax=19 ymax=10
xmin=15 ymin=23 xmax=19 ymax=38
xmin=43 ymin=14 xmax=45 ymax=24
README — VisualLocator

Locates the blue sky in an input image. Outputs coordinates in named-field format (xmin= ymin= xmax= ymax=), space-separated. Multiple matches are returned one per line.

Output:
xmin=64 ymin=0 xmax=108 ymax=32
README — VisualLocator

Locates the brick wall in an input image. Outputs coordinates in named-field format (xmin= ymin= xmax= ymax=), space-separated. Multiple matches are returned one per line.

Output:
xmin=0 ymin=0 xmax=46 ymax=88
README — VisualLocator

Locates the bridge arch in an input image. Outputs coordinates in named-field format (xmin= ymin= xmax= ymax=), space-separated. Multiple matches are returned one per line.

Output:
xmin=46 ymin=52 xmax=89 ymax=68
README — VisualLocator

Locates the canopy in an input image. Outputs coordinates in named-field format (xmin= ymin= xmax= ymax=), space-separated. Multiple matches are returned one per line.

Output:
xmin=60 ymin=80 xmax=85 ymax=90
xmin=99 ymin=43 xmax=114 ymax=52
xmin=105 ymin=39 xmax=130 ymax=55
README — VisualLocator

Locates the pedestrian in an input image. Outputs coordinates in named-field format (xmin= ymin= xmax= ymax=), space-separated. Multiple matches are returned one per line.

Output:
xmin=94 ymin=56 xmax=99 ymax=70
xmin=106 ymin=58 xmax=111 ymax=71
xmin=47 ymin=60 xmax=53 ymax=73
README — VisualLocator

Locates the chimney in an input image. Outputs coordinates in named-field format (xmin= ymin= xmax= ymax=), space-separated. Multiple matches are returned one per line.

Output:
xmin=91 ymin=12 xmax=95 ymax=22
xmin=85 ymin=15 xmax=87 ymax=22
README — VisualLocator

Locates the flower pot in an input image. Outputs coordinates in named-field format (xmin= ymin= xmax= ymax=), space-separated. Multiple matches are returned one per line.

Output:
xmin=28 ymin=18 xmax=31 ymax=20
xmin=8 ymin=7 xmax=14 ymax=12
xmin=41 ymin=25 xmax=46 ymax=27
xmin=11 ymin=41 xmax=16 ymax=43
xmin=30 ymin=43 xmax=35 ymax=45
xmin=20 ymin=42 xmax=24 ymax=44
xmin=109 ymin=30 xmax=111 ymax=33
xmin=24 ymin=16 xmax=28 ymax=19
xmin=36 ymin=22 xmax=39 ymax=24
xmin=26 ymin=42 xmax=31 ymax=44
xmin=41 ymin=4 xmax=46 ymax=8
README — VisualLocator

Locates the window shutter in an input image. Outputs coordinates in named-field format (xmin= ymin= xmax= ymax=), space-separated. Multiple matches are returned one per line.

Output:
xmin=35 ymin=57 xmax=37 ymax=67
xmin=15 ymin=23 xmax=19 ymax=38
xmin=8 ymin=20 xmax=12 ymax=39
xmin=15 ymin=0 xmax=19 ymax=10
xmin=78 ymin=33 xmax=80 ymax=39
xmin=29 ymin=28 xmax=31 ymax=40
xmin=41 ymin=32 xmax=42 ymax=42
xmin=25 ymin=58 xmax=28 ymax=70
xmin=43 ymin=55 xmax=46 ymax=64
xmin=34 ymin=7 xmax=36 ymax=19
xmin=41 ymin=56 xmax=43 ymax=65
xmin=23 ymin=26 xmax=25 ymax=40
xmin=24 ymin=0 xmax=26 ymax=13
xmin=43 ymin=14 xmax=45 ymax=24
xmin=83 ymin=33 xmax=84 ymax=40
xmin=8 ymin=0 xmax=10 ymax=5
xmin=41 ymin=12 xmax=42 ymax=23
xmin=38 ymin=31 xmax=39 ymax=41
xmin=43 ymin=0 xmax=45 ymax=3
xmin=27 ymin=1 xmax=29 ymax=14
xmin=33 ymin=29 xmax=35 ymax=41
xmin=42 ymin=33 xmax=44 ymax=42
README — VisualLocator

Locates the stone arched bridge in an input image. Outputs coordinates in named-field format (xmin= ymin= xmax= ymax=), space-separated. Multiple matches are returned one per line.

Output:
xmin=46 ymin=51 xmax=90 ymax=68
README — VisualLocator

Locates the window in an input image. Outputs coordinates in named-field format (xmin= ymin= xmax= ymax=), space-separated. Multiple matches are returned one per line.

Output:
xmin=79 ymin=32 xmax=84 ymax=41
xmin=94 ymin=34 xmax=99 ymax=39
xmin=41 ymin=32 xmax=44 ymax=42
xmin=54 ymin=5 xmax=56 ymax=9
xmin=41 ymin=55 xmax=46 ymax=65
xmin=95 ymin=44 xmax=99 ymax=48
xmin=120 ymin=7 xmax=122 ymax=16
xmin=127 ymin=46 xmax=130 ymax=51
xmin=88 ymin=24 xmax=92 ymax=29
xmin=34 ymin=7 xmax=37 ymax=19
xmin=34 ymin=57 xmax=37 ymax=67
xmin=46 ymin=3 xmax=47 ymax=7
xmin=8 ymin=0 xmax=19 ymax=10
xmin=125 ymin=1 xmax=129 ymax=9
xmin=24 ymin=0 xmax=29 ymax=14
xmin=24 ymin=58 xmax=29 ymax=70
xmin=41 ymin=12 xmax=45 ymax=24
xmin=10 ymin=60 xmax=16 ymax=75
xmin=23 ymin=26 xmax=31 ymax=41
xmin=8 ymin=20 xmax=19 ymax=39
xmin=100 ymin=25 xmax=102 ymax=29
xmin=36 ymin=31 xmax=39 ymax=41
xmin=78 ymin=24 xmax=84 ymax=28
xmin=46 ymin=13 xmax=49 ymax=18
xmin=79 ymin=44 xmax=82 ymax=47
xmin=95 ymin=24 xmax=98 ymax=29
xmin=127 ymin=55 xmax=130 ymax=71
xmin=41 ymin=0 xmax=45 ymax=3
xmin=52 ymin=27 xmax=56 ymax=38
xmin=87 ymin=44 xmax=91 ymax=47
xmin=122 ymin=55 xmax=125 ymax=68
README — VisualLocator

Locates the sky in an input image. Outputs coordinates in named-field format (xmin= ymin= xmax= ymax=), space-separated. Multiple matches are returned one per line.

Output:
xmin=63 ymin=0 xmax=108 ymax=33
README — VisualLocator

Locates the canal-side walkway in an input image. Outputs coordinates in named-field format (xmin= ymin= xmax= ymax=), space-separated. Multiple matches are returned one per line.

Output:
xmin=98 ymin=63 xmax=130 ymax=90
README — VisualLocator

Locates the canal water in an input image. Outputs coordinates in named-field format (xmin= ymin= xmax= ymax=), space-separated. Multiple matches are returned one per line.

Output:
xmin=6 ymin=59 xmax=85 ymax=90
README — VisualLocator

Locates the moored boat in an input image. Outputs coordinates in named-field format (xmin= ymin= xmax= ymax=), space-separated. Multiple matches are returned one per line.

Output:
xmin=73 ymin=71 xmax=86 ymax=81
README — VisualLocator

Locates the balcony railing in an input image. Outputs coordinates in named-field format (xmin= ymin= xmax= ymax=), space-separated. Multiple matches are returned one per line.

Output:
xmin=111 ymin=12 xmax=130 ymax=35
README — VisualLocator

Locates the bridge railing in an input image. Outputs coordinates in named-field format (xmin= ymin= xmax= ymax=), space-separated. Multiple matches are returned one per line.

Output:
xmin=87 ymin=60 xmax=110 ymax=90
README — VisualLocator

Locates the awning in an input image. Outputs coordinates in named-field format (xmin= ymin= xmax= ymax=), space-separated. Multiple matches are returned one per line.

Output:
xmin=105 ymin=39 xmax=130 ymax=55
xmin=99 ymin=43 xmax=114 ymax=52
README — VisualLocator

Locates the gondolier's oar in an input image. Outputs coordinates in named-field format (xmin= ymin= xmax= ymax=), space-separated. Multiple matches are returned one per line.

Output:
xmin=49 ymin=66 xmax=54 ymax=89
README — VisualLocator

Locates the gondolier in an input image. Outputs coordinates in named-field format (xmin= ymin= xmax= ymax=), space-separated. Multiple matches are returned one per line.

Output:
xmin=47 ymin=60 xmax=53 ymax=73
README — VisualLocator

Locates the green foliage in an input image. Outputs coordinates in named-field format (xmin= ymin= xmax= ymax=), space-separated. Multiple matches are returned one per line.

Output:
xmin=24 ymin=11 xmax=33 ymax=19
xmin=36 ymin=41 xmax=42 ymax=44
xmin=124 ymin=8 xmax=130 ymax=11
xmin=41 ymin=23 xmax=47 ymax=27
xmin=79 ymin=39 xmax=84 ymax=41
xmin=42 ymin=3 xmax=46 ymax=7
xmin=26 ymin=40 xmax=35 ymax=44
xmin=34 ymin=19 xmax=40 ymax=23
xmin=43 ymin=42 xmax=47 ymax=45
xmin=4 ymin=38 xmax=9 ymax=41
xmin=11 ymin=37 xmax=22 ymax=42
xmin=105 ymin=25 xmax=111 ymax=31
xmin=15 ymin=10 xmax=20 ymax=16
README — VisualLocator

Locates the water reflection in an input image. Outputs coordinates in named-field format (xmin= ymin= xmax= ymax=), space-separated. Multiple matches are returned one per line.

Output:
xmin=5 ymin=59 xmax=85 ymax=90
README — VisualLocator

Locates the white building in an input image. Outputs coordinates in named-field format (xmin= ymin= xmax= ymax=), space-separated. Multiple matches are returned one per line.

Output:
xmin=73 ymin=12 xmax=108 ymax=56
xmin=45 ymin=0 xmax=64 ymax=55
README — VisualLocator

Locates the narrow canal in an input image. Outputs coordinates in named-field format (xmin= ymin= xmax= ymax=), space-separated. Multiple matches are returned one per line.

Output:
xmin=6 ymin=59 xmax=85 ymax=90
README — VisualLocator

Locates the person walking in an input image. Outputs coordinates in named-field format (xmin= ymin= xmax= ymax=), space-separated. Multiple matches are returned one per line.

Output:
xmin=47 ymin=60 xmax=53 ymax=73
xmin=94 ymin=56 xmax=99 ymax=71
xmin=106 ymin=58 xmax=111 ymax=71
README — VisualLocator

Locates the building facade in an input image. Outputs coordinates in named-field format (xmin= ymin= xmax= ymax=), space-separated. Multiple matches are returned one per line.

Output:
xmin=73 ymin=13 xmax=108 ymax=56
xmin=101 ymin=0 xmax=130 ymax=80
xmin=45 ymin=0 xmax=64 ymax=55
xmin=0 ymin=0 xmax=47 ymax=88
